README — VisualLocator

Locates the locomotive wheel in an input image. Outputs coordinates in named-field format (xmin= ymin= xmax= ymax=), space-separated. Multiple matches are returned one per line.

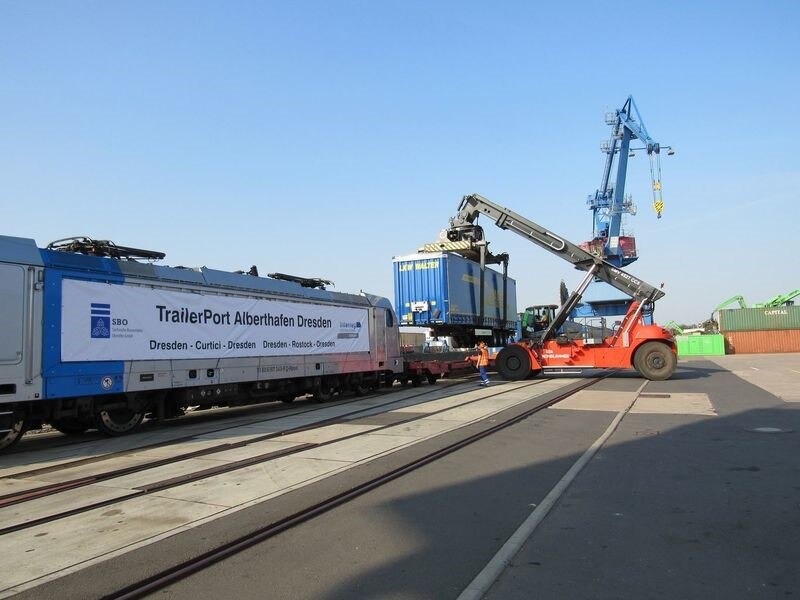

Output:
xmin=426 ymin=374 xmax=439 ymax=385
xmin=313 ymin=379 xmax=337 ymax=402
xmin=633 ymin=341 xmax=677 ymax=381
xmin=94 ymin=408 xmax=145 ymax=436
xmin=351 ymin=375 xmax=370 ymax=396
xmin=496 ymin=345 xmax=533 ymax=381
xmin=313 ymin=388 xmax=333 ymax=402
xmin=50 ymin=418 xmax=90 ymax=435
xmin=0 ymin=408 xmax=28 ymax=451
xmin=410 ymin=375 xmax=422 ymax=387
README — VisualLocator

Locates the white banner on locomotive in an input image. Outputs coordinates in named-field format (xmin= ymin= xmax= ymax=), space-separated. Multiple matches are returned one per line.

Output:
xmin=61 ymin=279 xmax=370 ymax=362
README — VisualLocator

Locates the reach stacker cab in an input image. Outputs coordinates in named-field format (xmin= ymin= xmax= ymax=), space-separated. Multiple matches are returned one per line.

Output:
xmin=518 ymin=305 xmax=558 ymax=341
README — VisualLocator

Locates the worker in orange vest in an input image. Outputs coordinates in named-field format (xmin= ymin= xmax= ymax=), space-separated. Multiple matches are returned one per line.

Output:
xmin=476 ymin=341 xmax=490 ymax=386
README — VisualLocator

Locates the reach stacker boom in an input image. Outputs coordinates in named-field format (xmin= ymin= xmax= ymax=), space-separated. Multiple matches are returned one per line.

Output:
xmin=446 ymin=194 xmax=677 ymax=380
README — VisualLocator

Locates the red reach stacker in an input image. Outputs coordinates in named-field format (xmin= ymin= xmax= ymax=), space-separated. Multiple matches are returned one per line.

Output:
xmin=446 ymin=194 xmax=677 ymax=381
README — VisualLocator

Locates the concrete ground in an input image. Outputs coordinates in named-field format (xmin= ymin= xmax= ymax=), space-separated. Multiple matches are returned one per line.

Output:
xmin=483 ymin=354 xmax=800 ymax=599
xmin=7 ymin=354 xmax=800 ymax=599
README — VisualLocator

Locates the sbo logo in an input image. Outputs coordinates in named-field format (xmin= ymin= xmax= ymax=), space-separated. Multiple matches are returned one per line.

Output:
xmin=91 ymin=303 xmax=111 ymax=339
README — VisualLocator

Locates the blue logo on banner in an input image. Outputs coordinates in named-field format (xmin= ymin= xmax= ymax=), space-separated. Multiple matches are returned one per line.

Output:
xmin=90 ymin=302 xmax=111 ymax=339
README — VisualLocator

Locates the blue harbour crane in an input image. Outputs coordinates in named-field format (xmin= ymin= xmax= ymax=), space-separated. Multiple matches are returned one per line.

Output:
xmin=582 ymin=95 xmax=673 ymax=267
xmin=575 ymin=96 xmax=673 ymax=320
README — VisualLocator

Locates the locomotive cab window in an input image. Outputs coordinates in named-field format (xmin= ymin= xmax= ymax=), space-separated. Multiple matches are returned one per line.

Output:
xmin=385 ymin=310 xmax=394 ymax=328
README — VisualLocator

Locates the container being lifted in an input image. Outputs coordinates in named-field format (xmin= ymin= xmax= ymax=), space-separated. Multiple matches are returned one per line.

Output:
xmin=445 ymin=193 xmax=677 ymax=380
xmin=393 ymin=236 xmax=517 ymax=347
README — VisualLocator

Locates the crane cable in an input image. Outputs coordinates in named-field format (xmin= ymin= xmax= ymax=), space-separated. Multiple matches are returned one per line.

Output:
xmin=648 ymin=152 xmax=665 ymax=219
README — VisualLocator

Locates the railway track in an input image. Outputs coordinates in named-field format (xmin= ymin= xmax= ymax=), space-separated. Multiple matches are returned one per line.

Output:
xmin=104 ymin=375 xmax=609 ymax=600
xmin=3 ymin=375 xmax=468 ymax=458
xmin=0 ymin=374 xmax=609 ymax=598
xmin=0 ymin=377 xmax=550 ymax=534
xmin=0 ymin=376 xmax=471 ymax=482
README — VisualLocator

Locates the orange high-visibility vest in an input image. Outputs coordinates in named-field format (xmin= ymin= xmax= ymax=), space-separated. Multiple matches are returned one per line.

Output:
xmin=477 ymin=346 xmax=489 ymax=367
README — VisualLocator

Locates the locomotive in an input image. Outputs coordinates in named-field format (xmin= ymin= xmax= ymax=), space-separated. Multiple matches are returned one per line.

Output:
xmin=0 ymin=236 xmax=404 ymax=451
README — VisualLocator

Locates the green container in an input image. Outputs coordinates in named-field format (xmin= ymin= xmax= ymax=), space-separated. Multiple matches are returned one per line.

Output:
xmin=676 ymin=334 xmax=726 ymax=356
xmin=719 ymin=306 xmax=800 ymax=332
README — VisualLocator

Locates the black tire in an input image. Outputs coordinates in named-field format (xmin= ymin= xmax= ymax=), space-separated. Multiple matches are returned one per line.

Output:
xmin=633 ymin=341 xmax=677 ymax=381
xmin=496 ymin=345 xmax=533 ymax=381
xmin=426 ymin=373 xmax=439 ymax=385
xmin=94 ymin=408 xmax=145 ymax=436
xmin=0 ymin=408 xmax=28 ymax=451
xmin=50 ymin=419 xmax=90 ymax=435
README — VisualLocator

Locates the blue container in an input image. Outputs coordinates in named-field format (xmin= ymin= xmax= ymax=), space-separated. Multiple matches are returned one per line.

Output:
xmin=392 ymin=252 xmax=517 ymax=329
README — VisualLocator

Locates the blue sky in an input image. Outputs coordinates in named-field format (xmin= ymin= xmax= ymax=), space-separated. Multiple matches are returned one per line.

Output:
xmin=1 ymin=1 xmax=798 ymax=325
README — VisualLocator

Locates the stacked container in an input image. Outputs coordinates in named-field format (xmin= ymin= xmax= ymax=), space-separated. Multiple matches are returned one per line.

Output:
xmin=718 ymin=306 xmax=800 ymax=353
xmin=675 ymin=334 xmax=726 ymax=356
